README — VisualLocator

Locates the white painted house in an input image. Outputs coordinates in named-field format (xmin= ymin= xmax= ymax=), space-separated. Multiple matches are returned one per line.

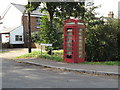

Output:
xmin=10 ymin=26 xmax=24 ymax=44
xmin=0 ymin=26 xmax=24 ymax=45
xmin=0 ymin=3 xmax=25 ymax=28
xmin=0 ymin=3 xmax=43 ymax=48
xmin=0 ymin=3 xmax=25 ymax=46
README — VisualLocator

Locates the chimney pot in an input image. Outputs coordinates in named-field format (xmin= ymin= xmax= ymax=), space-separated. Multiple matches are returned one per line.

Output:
xmin=108 ymin=11 xmax=114 ymax=18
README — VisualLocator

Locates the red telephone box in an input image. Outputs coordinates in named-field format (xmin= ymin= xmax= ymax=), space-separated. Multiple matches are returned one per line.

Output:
xmin=64 ymin=19 xmax=85 ymax=63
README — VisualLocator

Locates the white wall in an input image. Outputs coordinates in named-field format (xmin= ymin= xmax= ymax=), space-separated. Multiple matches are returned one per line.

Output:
xmin=2 ymin=4 xmax=23 ymax=28
xmin=10 ymin=25 xmax=24 ymax=44
xmin=1 ymin=34 xmax=9 ymax=43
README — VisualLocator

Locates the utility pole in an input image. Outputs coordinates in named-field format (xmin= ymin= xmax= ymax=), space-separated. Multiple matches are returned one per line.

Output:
xmin=28 ymin=2 xmax=31 ymax=53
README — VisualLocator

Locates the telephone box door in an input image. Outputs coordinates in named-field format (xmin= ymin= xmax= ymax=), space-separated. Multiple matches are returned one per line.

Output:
xmin=64 ymin=27 xmax=75 ymax=63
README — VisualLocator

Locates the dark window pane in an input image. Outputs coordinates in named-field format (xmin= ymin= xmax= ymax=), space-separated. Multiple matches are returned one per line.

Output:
xmin=15 ymin=35 xmax=22 ymax=41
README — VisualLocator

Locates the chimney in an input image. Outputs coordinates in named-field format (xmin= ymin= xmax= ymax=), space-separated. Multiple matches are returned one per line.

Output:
xmin=0 ymin=16 xmax=1 ymax=20
xmin=108 ymin=11 xmax=114 ymax=18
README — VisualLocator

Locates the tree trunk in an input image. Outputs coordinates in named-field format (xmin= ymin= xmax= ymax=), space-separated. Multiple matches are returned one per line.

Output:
xmin=28 ymin=11 xmax=31 ymax=53
xmin=48 ymin=11 xmax=53 ymax=29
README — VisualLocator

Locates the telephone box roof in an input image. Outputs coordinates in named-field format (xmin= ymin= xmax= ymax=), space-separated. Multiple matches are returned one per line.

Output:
xmin=64 ymin=19 xmax=85 ymax=25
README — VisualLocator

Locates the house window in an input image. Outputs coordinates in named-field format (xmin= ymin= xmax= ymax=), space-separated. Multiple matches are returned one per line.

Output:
xmin=15 ymin=35 xmax=22 ymax=41
xmin=36 ymin=17 xmax=41 ymax=28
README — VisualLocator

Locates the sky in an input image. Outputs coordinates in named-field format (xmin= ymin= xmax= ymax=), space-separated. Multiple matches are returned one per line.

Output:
xmin=0 ymin=0 xmax=28 ymax=15
xmin=0 ymin=0 xmax=120 ymax=18
xmin=94 ymin=0 xmax=120 ymax=18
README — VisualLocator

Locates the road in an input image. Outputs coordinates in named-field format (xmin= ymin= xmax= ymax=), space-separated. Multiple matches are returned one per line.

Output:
xmin=2 ymin=58 xmax=118 ymax=88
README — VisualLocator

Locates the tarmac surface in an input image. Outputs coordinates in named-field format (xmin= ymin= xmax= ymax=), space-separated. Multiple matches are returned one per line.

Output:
xmin=2 ymin=58 xmax=118 ymax=88
xmin=0 ymin=48 xmax=119 ymax=77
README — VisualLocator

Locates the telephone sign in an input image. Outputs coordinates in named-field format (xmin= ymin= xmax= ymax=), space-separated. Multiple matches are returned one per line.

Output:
xmin=63 ymin=19 xmax=85 ymax=63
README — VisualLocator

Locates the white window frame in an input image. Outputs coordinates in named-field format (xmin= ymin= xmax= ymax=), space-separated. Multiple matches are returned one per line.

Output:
xmin=15 ymin=35 xmax=23 ymax=41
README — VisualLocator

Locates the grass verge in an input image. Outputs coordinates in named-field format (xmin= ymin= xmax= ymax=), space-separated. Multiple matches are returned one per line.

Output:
xmin=16 ymin=51 xmax=63 ymax=62
xmin=81 ymin=61 xmax=120 ymax=65
xmin=16 ymin=50 xmax=120 ymax=66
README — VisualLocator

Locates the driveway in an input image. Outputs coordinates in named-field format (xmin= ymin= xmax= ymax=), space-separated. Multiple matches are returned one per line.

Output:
xmin=0 ymin=48 xmax=40 ymax=59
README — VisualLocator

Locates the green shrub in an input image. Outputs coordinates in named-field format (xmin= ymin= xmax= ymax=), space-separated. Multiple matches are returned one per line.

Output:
xmin=85 ymin=19 xmax=120 ymax=61
xmin=39 ymin=16 xmax=63 ymax=50
xmin=31 ymin=32 xmax=41 ymax=43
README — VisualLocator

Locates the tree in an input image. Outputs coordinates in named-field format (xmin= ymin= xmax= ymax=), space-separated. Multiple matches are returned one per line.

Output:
xmin=25 ymin=2 xmax=41 ymax=11
xmin=24 ymin=2 xmax=38 ymax=53
xmin=43 ymin=2 xmax=60 ymax=27
xmin=56 ymin=2 xmax=85 ymax=19
xmin=27 ymin=2 xmax=86 ymax=26
xmin=39 ymin=15 xmax=63 ymax=49
xmin=24 ymin=2 xmax=41 ymax=53
xmin=85 ymin=19 xmax=120 ymax=61
xmin=26 ymin=2 xmax=86 ymax=48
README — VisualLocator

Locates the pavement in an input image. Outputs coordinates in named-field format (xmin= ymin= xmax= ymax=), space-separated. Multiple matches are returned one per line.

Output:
xmin=1 ymin=48 xmax=119 ymax=77
xmin=16 ymin=58 xmax=119 ymax=77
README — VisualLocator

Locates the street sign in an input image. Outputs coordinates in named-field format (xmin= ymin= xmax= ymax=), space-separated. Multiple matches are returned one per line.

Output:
xmin=40 ymin=43 xmax=53 ymax=56
xmin=40 ymin=43 xmax=52 ymax=46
